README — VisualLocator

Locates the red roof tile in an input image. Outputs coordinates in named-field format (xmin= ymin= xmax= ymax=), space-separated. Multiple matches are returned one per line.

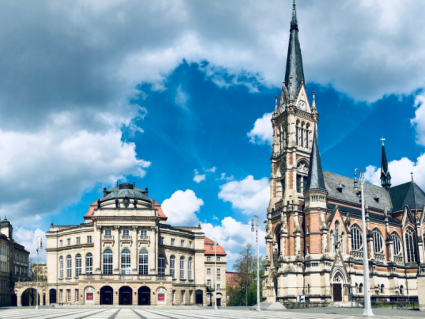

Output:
xmin=83 ymin=200 xmax=99 ymax=218
xmin=204 ymin=236 xmax=226 ymax=255
xmin=154 ymin=202 xmax=167 ymax=218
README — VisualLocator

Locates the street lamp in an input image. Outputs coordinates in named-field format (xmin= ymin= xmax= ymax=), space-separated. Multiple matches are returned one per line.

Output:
xmin=353 ymin=169 xmax=374 ymax=317
xmin=209 ymin=237 xmax=218 ymax=310
xmin=251 ymin=215 xmax=261 ymax=312
xmin=35 ymin=236 xmax=43 ymax=309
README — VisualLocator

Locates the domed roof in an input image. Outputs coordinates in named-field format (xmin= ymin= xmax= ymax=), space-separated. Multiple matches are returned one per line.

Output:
xmin=102 ymin=183 xmax=151 ymax=202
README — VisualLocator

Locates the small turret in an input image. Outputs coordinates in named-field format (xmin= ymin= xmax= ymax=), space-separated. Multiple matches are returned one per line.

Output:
xmin=380 ymin=137 xmax=391 ymax=189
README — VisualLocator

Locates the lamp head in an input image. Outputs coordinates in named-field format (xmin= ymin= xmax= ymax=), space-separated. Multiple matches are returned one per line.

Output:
xmin=353 ymin=172 xmax=359 ymax=194
xmin=210 ymin=242 xmax=213 ymax=250
xmin=251 ymin=218 xmax=254 ymax=232
xmin=40 ymin=238 xmax=43 ymax=250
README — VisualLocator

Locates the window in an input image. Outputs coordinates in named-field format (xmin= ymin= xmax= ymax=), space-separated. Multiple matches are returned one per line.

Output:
xmin=103 ymin=249 xmax=113 ymax=274
xmin=67 ymin=289 xmax=71 ymax=302
xmin=400 ymin=285 xmax=404 ymax=295
xmin=105 ymin=229 xmax=111 ymax=236
xmin=405 ymin=227 xmax=417 ymax=263
xmin=207 ymin=256 xmax=211 ymax=261
xmin=59 ymin=240 xmax=63 ymax=247
xmin=158 ymin=254 xmax=165 ymax=276
xmin=67 ymin=239 xmax=71 ymax=246
xmin=66 ymin=255 xmax=72 ymax=278
xmin=296 ymin=174 xmax=308 ymax=193
xmin=207 ymin=279 xmax=211 ymax=287
xmin=207 ymin=268 xmax=211 ymax=275
xmin=160 ymin=237 xmax=164 ymax=245
xmin=380 ymin=284 xmax=384 ymax=294
xmin=372 ymin=231 xmax=383 ymax=253
xmin=87 ymin=236 xmax=92 ymax=244
xmin=76 ymin=237 xmax=80 ymax=245
xmin=217 ymin=257 xmax=220 ymax=261
xmin=217 ymin=284 xmax=221 ymax=289
xmin=86 ymin=253 xmax=93 ymax=274
xmin=59 ymin=257 xmax=63 ymax=279
xmin=359 ymin=283 xmax=363 ymax=293
xmin=188 ymin=257 xmax=193 ymax=280
xmin=180 ymin=257 xmax=185 ymax=279
xmin=181 ymin=290 xmax=185 ymax=303
xmin=170 ymin=256 xmax=176 ymax=279
xmin=189 ymin=241 xmax=192 ymax=248
xmin=392 ymin=234 xmax=401 ymax=255
xmin=217 ymin=268 xmax=220 ymax=280
xmin=75 ymin=254 xmax=81 ymax=278
xmin=121 ymin=249 xmax=131 ymax=274
xmin=172 ymin=290 xmax=175 ymax=303
xmin=139 ymin=249 xmax=148 ymax=275
xmin=171 ymin=238 xmax=175 ymax=246
xmin=181 ymin=240 xmax=185 ymax=247
xmin=140 ymin=229 xmax=147 ymax=238
xmin=123 ymin=229 xmax=129 ymax=237
xmin=351 ymin=227 xmax=363 ymax=250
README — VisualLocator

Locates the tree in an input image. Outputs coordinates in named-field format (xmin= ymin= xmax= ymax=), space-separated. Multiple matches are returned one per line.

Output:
xmin=233 ymin=244 xmax=255 ymax=306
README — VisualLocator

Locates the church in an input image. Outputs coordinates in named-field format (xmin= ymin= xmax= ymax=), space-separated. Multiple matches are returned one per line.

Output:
xmin=263 ymin=1 xmax=425 ymax=304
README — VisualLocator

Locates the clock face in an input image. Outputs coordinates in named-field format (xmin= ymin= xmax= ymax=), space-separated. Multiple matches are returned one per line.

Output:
xmin=299 ymin=100 xmax=307 ymax=111
xmin=280 ymin=103 xmax=286 ymax=113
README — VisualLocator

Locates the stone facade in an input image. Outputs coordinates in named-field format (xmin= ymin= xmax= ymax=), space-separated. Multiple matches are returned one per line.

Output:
xmin=263 ymin=1 xmax=425 ymax=305
xmin=15 ymin=183 xmax=226 ymax=307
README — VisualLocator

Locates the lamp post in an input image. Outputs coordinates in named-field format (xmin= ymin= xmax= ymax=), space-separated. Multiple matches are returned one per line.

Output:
xmin=35 ymin=236 xmax=43 ymax=309
xmin=353 ymin=168 xmax=374 ymax=317
xmin=251 ymin=215 xmax=261 ymax=312
xmin=209 ymin=237 xmax=218 ymax=310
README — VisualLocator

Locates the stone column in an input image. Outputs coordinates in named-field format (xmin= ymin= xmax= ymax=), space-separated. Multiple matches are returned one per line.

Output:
xmin=114 ymin=225 xmax=120 ymax=273
xmin=132 ymin=226 xmax=138 ymax=274
xmin=95 ymin=224 xmax=102 ymax=273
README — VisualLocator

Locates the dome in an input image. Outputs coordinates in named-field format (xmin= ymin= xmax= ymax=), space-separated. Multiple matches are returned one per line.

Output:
xmin=102 ymin=183 xmax=151 ymax=202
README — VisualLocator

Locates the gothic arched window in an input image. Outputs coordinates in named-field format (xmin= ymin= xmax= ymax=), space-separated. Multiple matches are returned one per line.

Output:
xmin=121 ymin=249 xmax=131 ymax=274
xmin=405 ymin=227 xmax=417 ymax=263
xmin=392 ymin=234 xmax=402 ymax=256
xmin=351 ymin=226 xmax=363 ymax=251
xmin=372 ymin=230 xmax=383 ymax=253
xmin=139 ymin=249 xmax=148 ymax=275
xmin=334 ymin=221 xmax=340 ymax=245
xmin=103 ymin=249 xmax=113 ymax=275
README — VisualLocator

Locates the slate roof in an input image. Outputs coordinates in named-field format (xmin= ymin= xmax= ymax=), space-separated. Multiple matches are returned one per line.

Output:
xmin=327 ymin=203 xmax=401 ymax=225
xmin=323 ymin=171 xmax=392 ymax=212
xmin=103 ymin=183 xmax=151 ymax=202
xmin=305 ymin=129 xmax=326 ymax=191
xmin=388 ymin=181 xmax=425 ymax=212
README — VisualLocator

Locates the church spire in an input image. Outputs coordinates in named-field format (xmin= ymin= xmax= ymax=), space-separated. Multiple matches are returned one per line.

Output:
xmin=284 ymin=0 xmax=305 ymax=100
xmin=380 ymin=137 xmax=391 ymax=189
xmin=305 ymin=126 xmax=326 ymax=191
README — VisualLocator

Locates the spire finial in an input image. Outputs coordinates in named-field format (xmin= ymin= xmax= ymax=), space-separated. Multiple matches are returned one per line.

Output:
xmin=312 ymin=91 xmax=316 ymax=109
xmin=380 ymin=136 xmax=385 ymax=146
xmin=291 ymin=0 xmax=298 ymax=30
xmin=411 ymin=172 xmax=414 ymax=182
xmin=380 ymin=138 xmax=391 ymax=189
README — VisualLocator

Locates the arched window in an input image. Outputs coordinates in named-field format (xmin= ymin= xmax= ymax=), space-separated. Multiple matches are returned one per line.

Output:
xmin=392 ymin=234 xmax=402 ymax=256
xmin=180 ymin=257 xmax=185 ymax=279
xmin=351 ymin=227 xmax=363 ymax=251
xmin=75 ymin=254 xmax=82 ymax=278
xmin=121 ymin=249 xmax=131 ymax=274
xmin=400 ymin=285 xmax=404 ymax=295
xmin=380 ymin=284 xmax=384 ymax=294
xmin=59 ymin=256 xmax=63 ymax=279
xmin=103 ymin=249 xmax=113 ymax=274
xmin=86 ymin=253 xmax=93 ymax=274
xmin=139 ymin=249 xmax=148 ymax=275
xmin=405 ymin=227 xmax=417 ymax=263
xmin=170 ymin=256 xmax=175 ymax=279
xmin=158 ymin=254 xmax=165 ymax=276
xmin=334 ymin=221 xmax=340 ymax=245
xmin=372 ymin=231 xmax=383 ymax=253
xmin=66 ymin=255 xmax=72 ymax=278
xmin=188 ymin=257 xmax=193 ymax=280
xmin=359 ymin=283 xmax=363 ymax=293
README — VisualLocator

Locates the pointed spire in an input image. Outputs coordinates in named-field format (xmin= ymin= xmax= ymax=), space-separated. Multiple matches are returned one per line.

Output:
xmin=380 ymin=137 xmax=391 ymax=189
xmin=312 ymin=91 xmax=316 ymax=110
xmin=305 ymin=125 xmax=326 ymax=191
xmin=284 ymin=0 xmax=305 ymax=101
xmin=274 ymin=95 xmax=278 ymax=112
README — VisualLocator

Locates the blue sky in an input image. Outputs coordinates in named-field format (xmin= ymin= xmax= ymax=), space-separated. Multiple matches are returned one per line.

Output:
xmin=2 ymin=0 xmax=425 ymax=267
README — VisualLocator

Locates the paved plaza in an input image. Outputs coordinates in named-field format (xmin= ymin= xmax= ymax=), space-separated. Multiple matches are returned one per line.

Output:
xmin=0 ymin=307 xmax=422 ymax=319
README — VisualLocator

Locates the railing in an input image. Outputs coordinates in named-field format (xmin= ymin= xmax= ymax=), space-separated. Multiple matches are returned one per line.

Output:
xmin=103 ymin=235 xmax=114 ymax=240
xmin=350 ymin=250 xmax=363 ymax=259
xmin=394 ymin=256 xmax=403 ymax=264
xmin=374 ymin=253 xmax=385 ymax=261
xmin=139 ymin=235 xmax=150 ymax=241
xmin=121 ymin=235 xmax=132 ymax=241
xmin=79 ymin=274 xmax=172 ymax=282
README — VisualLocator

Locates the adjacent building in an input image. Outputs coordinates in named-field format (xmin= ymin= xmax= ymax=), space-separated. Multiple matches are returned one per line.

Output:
xmin=263 ymin=1 xmax=425 ymax=304
xmin=225 ymin=271 xmax=240 ymax=289
xmin=15 ymin=183 xmax=226 ymax=306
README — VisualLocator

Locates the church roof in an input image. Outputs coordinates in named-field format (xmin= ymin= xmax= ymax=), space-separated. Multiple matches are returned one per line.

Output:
xmin=305 ymin=129 xmax=326 ymax=191
xmin=284 ymin=0 xmax=305 ymax=98
xmin=326 ymin=203 xmax=401 ymax=225
xmin=388 ymin=181 xmax=425 ymax=212
xmin=323 ymin=171 xmax=392 ymax=212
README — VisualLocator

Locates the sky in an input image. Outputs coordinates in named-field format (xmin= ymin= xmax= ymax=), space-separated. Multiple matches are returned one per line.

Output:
xmin=2 ymin=0 xmax=425 ymax=268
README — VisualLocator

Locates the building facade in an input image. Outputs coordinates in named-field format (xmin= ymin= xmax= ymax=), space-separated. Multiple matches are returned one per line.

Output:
xmin=225 ymin=271 xmax=240 ymax=289
xmin=15 ymin=183 xmax=226 ymax=306
xmin=263 ymin=1 xmax=425 ymax=304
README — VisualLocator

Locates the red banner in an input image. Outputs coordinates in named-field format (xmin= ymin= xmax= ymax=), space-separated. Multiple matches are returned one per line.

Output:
xmin=86 ymin=293 xmax=93 ymax=300
xmin=158 ymin=294 xmax=165 ymax=301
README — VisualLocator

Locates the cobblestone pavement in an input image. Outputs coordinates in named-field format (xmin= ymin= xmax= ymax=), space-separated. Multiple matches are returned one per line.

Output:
xmin=0 ymin=307 xmax=422 ymax=319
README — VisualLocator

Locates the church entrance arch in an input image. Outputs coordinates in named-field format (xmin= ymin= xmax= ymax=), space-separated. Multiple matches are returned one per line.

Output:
xmin=138 ymin=286 xmax=150 ymax=305
xmin=100 ymin=286 xmax=113 ymax=305
xmin=332 ymin=272 xmax=344 ymax=302
xmin=119 ymin=286 xmax=132 ymax=305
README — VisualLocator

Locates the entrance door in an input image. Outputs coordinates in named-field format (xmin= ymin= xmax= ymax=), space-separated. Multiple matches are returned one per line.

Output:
xmin=333 ymin=284 xmax=342 ymax=302
xmin=195 ymin=290 xmax=203 ymax=304
xmin=138 ymin=286 xmax=150 ymax=305
xmin=217 ymin=298 xmax=221 ymax=306
xmin=100 ymin=286 xmax=113 ymax=305
xmin=119 ymin=287 xmax=133 ymax=305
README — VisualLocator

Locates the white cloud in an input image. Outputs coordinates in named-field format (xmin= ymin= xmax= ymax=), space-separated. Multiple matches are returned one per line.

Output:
xmin=193 ymin=169 xmax=206 ymax=183
xmin=15 ymin=227 xmax=47 ymax=263
xmin=411 ymin=92 xmax=425 ymax=146
xmin=217 ymin=173 xmax=234 ymax=181
xmin=205 ymin=167 xmax=217 ymax=173
xmin=201 ymin=217 xmax=266 ymax=263
xmin=162 ymin=189 xmax=204 ymax=226
xmin=218 ymin=175 xmax=269 ymax=215
xmin=175 ymin=85 xmax=190 ymax=110
xmin=247 ymin=112 xmax=273 ymax=146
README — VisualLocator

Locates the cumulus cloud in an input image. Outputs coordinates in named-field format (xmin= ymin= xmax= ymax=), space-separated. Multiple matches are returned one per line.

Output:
xmin=162 ymin=190 xmax=204 ymax=225
xmin=15 ymin=227 xmax=47 ymax=263
xmin=193 ymin=169 xmax=206 ymax=183
xmin=247 ymin=113 xmax=273 ymax=145
xmin=217 ymin=173 xmax=234 ymax=181
xmin=202 ymin=217 xmax=266 ymax=262
xmin=218 ymin=175 xmax=269 ymax=215
xmin=205 ymin=167 xmax=217 ymax=173
xmin=175 ymin=85 xmax=190 ymax=110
